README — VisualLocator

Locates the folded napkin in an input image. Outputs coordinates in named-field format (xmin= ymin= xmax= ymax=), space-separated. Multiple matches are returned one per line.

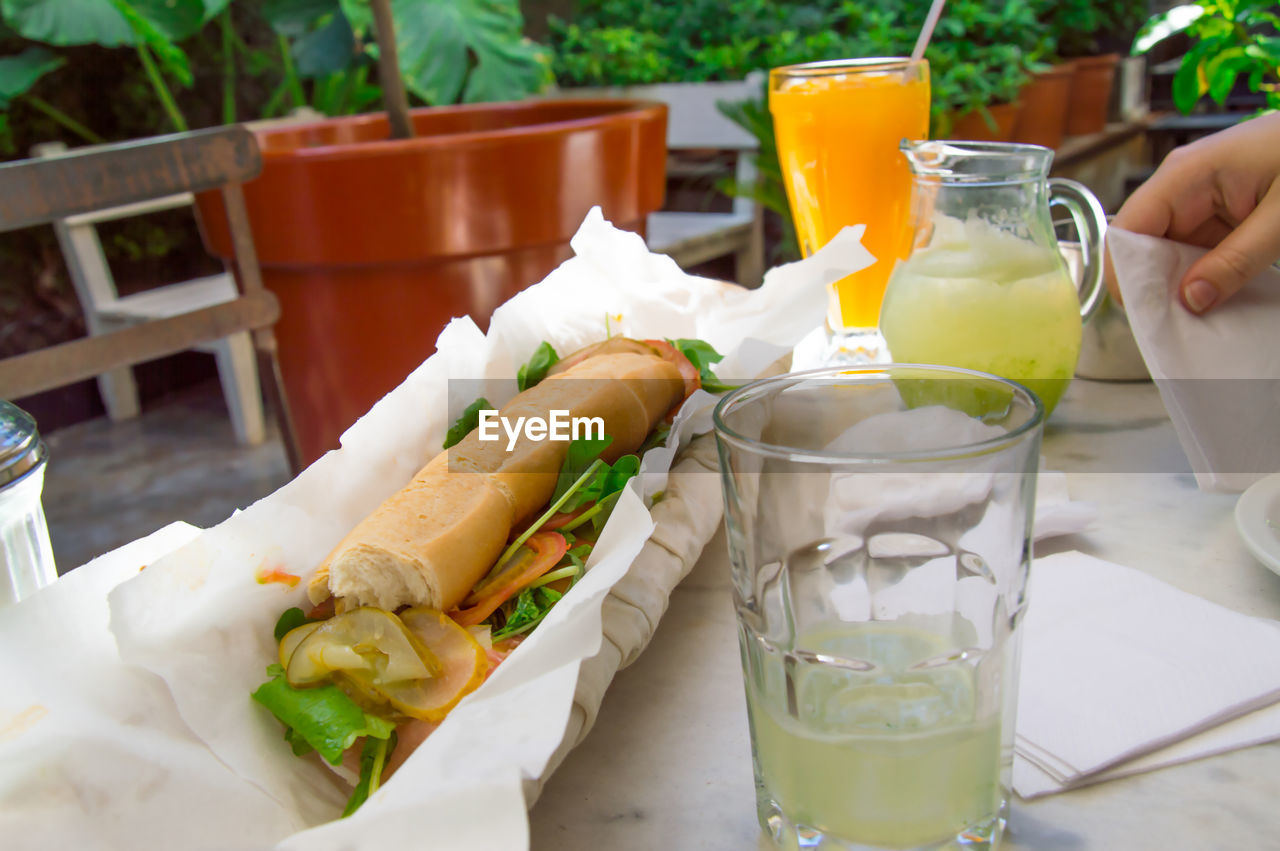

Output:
xmin=1013 ymin=550 xmax=1280 ymax=798
xmin=1108 ymin=228 xmax=1280 ymax=493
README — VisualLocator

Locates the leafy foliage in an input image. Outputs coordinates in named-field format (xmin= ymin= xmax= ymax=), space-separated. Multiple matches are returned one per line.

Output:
xmin=392 ymin=0 xmax=551 ymax=105
xmin=0 ymin=46 xmax=63 ymax=108
xmin=1132 ymin=0 xmax=1280 ymax=114
xmin=0 ymin=0 xmax=553 ymax=146
xmin=1041 ymin=0 xmax=1150 ymax=58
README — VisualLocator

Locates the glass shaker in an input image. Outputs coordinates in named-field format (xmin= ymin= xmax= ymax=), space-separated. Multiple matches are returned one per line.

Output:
xmin=0 ymin=400 xmax=57 ymax=605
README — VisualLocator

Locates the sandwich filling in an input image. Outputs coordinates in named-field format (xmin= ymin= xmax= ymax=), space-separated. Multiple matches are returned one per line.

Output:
xmin=251 ymin=337 xmax=730 ymax=816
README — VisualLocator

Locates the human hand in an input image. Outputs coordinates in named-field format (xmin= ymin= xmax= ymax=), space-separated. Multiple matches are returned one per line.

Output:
xmin=1110 ymin=111 xmax=1280 ymax=314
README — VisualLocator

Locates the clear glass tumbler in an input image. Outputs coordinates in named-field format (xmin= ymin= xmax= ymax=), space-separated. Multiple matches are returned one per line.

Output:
xmin=713 ymin=365 xmax=1044 ymax=850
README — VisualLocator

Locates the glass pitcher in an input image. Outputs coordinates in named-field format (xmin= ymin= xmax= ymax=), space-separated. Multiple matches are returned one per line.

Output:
xmin=879 ymin=140 xmax=1106 ymax=415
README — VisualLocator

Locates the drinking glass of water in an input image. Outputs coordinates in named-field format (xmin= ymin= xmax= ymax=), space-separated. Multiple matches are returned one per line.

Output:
xmin=713 ymin=365 xmax=1044 ymax=850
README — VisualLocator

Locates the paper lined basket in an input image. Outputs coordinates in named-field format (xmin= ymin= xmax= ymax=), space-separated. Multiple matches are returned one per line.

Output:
xmin=0 ymin=209 xmax=874 ymax=850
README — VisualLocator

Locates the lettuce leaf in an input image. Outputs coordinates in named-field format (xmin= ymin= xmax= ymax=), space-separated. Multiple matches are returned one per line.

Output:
xmin=251 ymin=665 xmax=395 ymax=766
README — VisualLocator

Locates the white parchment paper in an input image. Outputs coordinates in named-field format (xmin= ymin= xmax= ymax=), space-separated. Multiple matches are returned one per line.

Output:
xmin=0 ymin=209 xmax=873 ymax=850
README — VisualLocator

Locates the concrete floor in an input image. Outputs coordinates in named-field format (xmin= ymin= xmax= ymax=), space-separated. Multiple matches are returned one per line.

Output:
xmin=41 ymin=381 xmax=291 ymax=573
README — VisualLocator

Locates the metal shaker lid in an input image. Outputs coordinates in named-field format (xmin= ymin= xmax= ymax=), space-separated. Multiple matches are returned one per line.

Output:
xmin=0 ymin=400 xmax=47 ymax=487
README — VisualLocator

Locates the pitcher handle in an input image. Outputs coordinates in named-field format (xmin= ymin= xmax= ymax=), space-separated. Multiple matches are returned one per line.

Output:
xmin=1048 ymin=177 xmax=1108 ymax=324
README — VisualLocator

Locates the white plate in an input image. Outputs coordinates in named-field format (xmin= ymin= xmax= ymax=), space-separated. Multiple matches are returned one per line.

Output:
xmin=1235 ymin=472 xmax=1280 ymax=576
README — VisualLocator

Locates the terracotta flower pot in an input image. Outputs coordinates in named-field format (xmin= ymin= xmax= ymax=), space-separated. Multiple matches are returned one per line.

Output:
xmin=946 ymin=102 xmax=1022 ymax=142
xmin=1012 ymin=65 xmax=1074 ymax=149
xmin=1065 ymin=54 xmax=1120 ymax=136
xmin=197 ymin=99 xmax=667 ymax=466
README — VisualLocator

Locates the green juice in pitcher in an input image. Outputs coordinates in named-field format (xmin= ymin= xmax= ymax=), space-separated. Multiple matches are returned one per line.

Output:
xmin=879 ymin=140 xmax=1109 ymax=416
xmin=880 ymin=213 xmax=1082 ymax=415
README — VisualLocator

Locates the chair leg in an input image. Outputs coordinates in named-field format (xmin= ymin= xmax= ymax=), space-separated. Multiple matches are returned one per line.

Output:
xmin=735 ymin=213 xmax=766 ymax=289
xmin=214 ymin=332 xmax=266 ymax=446
xmin=97 ymin=366 xmax=141 ymax=421
xmin=253 ymin=333 xmax=303 ymax=476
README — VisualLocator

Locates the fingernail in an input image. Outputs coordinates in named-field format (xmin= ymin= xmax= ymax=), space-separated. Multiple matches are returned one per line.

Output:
xmin=1184 ymin=279 xmax=1218 ymax=314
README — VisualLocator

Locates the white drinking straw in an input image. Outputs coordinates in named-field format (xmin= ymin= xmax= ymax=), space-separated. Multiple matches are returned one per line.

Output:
xmin=911 ymin=0 xmax=948 ymax=61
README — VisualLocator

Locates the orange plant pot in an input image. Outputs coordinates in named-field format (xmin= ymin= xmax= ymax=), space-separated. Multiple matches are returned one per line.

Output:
xmin=1065 ymin=54 xmax=1120 ymax=136
xmin=197 ymin=100 xmax=668 ymax=466
xmin=1012 ymin=65 xmax=1074 ymax=149
xmin=946 ymin=102 xmax=1022 ymax=142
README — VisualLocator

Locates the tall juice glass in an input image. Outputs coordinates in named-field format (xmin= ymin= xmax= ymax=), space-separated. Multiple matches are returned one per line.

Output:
xmin=714 ymin=365 xmax=1044 ymax=850
xmin=770 ymin=58 xmax=929 ymax=363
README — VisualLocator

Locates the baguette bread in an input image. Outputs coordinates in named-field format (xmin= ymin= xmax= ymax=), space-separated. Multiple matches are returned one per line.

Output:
xmin=308 ymin=349 xmax=685 ymax=612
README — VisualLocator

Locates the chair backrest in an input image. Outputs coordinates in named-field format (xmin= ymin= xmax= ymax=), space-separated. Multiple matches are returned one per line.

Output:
xmin=0 ymin=126 xmax=278 ymax=406
xmin=31 ymin=141 xmax=199 ymax=316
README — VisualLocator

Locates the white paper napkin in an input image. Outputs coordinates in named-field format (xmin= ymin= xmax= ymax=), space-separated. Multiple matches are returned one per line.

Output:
xmin=1108 ymin=228 xmax=1280 ymax=493
xmin=1013 ymin=551 xmax=1280 ymax=798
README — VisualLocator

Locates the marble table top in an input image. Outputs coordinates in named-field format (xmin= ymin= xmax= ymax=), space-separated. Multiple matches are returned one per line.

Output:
xmin=529 ymin=377 xmax=1280 ymax=850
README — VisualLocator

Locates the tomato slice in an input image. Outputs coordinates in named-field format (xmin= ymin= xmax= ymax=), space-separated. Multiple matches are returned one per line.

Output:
xmin=642 ymin=339 xmax=701 ymax=402
xmin=450 ymin=531 xmax=568 ymax=627
xmin=542 ymin=506 xmax=590 ymax=531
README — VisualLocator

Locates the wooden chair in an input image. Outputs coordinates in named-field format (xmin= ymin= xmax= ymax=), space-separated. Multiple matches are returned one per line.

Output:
xmin=31 ymin=140 xmax=265 ymax=446
xmin=0 ymin=126 xmax=302 ymax=473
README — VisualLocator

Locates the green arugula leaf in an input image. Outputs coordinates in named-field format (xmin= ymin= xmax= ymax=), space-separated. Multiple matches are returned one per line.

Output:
xmin=251 ymin=667 xmax=394 ymax=766
xmin=273 ymin=606 xmax=314 ymax=642
xmin=671 ymin=338 xmax=737 ymax=393
xmin=343 ymin=731 xmax=396 ymax=817
xmin=551 ymin=436 xmax=613 ymax=507
xmin=638 ymin=422 xmax=671 ymax=455
xmin=558 ymin=454 xmax=640 ymax=534
xmin=590 ymin=491 xmax=623 ymax=534
xmin=505 ymin=587 xmax=543 ymax=630
xmin=516 ymin=341 xmax=560 ymax=391
xmin=443 ymin=397 xmax=493 ymax=449
xmin=492 ymin=582 xmax=565 ymax=641
xmin=601 ymin=454 xmax=640 ymax=496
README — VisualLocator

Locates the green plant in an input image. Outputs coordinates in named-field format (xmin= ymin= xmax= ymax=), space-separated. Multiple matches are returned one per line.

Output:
xmin=926 ymin=0 xmax=1049 ymax=132
xmin=549 ymin=0 xmax=863 ymax=86
xmin=1132 ymin=0 xmax=1280 ymax=114
xmin=0 ymin=0 xmax=553 ymax=143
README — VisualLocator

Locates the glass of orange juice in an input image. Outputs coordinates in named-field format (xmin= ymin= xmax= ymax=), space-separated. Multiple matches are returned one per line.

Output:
xmin=769 ymin=57 xmax=930 ymax=363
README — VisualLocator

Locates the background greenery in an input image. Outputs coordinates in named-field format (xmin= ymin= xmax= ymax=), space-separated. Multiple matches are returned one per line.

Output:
xmin=1132 ymin=0 xmax=1280 ymax=114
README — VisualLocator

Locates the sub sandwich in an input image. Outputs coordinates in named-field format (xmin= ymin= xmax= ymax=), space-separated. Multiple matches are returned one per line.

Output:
xmin=252 ymin=337 xmax=726 ymax=815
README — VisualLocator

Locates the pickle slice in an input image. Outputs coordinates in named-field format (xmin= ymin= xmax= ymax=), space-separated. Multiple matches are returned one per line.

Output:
xmin=285 ymin=607 xmax=440 ymax=688
xmin=372 ymin=609 xmax=488 ymax=722
xmin=278 ymin=621 xmax=322 ymax=669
